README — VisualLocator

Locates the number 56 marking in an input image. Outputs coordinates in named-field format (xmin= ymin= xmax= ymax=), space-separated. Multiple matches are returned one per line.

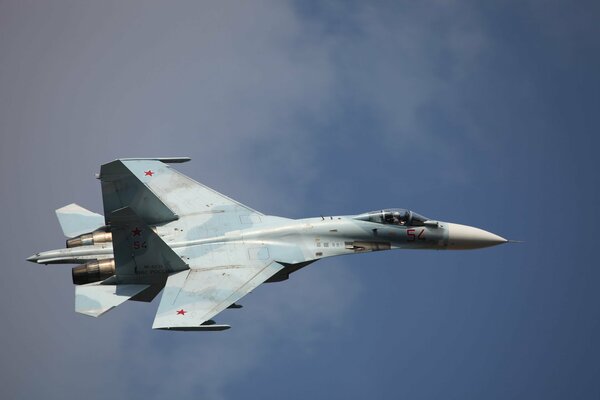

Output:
xmin=407 ymin=229 xmax=425 ymax=242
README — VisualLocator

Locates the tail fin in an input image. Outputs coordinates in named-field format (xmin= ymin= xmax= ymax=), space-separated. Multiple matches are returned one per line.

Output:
xmin=99 ymin=159 xmax=179 ymax=225
xmin=55 ymin=203 xmax=105 ymax=237
xmin=110 ymin=207 xmax=188 ymax=277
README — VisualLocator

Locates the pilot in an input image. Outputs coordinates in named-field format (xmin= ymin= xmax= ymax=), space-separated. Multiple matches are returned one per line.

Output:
xmin=399 ymin=211 xmax=412 ymax=225
xmin=392 ymin=211 xmax=404 ymax=225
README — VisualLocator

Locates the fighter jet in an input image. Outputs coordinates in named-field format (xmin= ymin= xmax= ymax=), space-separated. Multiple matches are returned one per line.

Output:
xmin=28 ymin=158 xmax=507 ymax=331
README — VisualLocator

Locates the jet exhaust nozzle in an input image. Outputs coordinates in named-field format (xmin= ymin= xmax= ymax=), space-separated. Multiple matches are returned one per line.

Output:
xmin=66 ymin=230 xmax=112 ymax=248
xmin=72 ymin=259 xmax=115 ymax=285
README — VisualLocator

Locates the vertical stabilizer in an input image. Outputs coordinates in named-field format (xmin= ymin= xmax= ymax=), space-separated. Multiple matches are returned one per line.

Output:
xmin=99 ymin=160 xmax=179 ymax=225
xmin=55 ymin=203 xmax=105 ymax=237
xmin=109 ymin=207 xmax=189 ymax=278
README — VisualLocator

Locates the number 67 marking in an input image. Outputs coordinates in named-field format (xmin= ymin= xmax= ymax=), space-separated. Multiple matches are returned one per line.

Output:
xmin=407 ymin=229 xmax=425 ymax=241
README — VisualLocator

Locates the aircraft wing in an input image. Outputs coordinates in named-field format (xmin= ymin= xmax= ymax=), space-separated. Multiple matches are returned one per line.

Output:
xmin=99 ymin=158 xmax=262 ymax=226
xmin=152 ymin=244 xmax=283 ymax=331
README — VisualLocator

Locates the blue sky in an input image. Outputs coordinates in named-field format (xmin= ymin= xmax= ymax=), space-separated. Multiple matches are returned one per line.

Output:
xmin=1 ymin=1 xmax=599 ymax=399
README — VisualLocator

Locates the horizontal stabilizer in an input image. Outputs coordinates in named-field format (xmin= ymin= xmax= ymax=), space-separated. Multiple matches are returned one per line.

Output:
xmin=56 ymin=203 xmax=105 ymax=237
xmin=76 ymin=283 xmax=149 ymax=317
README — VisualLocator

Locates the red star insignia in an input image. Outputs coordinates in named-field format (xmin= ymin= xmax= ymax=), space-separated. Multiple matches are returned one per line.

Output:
xmin=144 ymin=170 xmax=154 ymax=176
xmin=176 ymin=309 xmax=186 ymax=315
xmin=131 ymin=227 xmax=141 ymax=236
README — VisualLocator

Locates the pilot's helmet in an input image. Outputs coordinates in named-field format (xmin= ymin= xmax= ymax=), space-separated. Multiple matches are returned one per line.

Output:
xmin=397 ymin=210 xmax=409 ymax=223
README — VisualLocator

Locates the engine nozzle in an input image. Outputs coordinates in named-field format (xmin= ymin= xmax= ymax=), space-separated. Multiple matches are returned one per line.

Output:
xmin=72 ymin=259 xmax=115 ymax=285
xmin=66 ymin=230 xmax=112 ymax=248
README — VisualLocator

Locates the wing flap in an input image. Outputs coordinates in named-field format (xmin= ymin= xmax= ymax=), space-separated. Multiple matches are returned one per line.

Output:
xmin=75 ymin=283 xmax=149 ymax=317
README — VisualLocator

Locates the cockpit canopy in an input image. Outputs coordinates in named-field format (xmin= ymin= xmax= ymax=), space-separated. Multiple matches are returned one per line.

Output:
xmin=354 ymin=208 xmax=429 ymax=227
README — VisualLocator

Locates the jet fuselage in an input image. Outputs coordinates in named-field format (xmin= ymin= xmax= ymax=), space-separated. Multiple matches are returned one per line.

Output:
xmin=29 ymin=214 xmax=506 ymax=266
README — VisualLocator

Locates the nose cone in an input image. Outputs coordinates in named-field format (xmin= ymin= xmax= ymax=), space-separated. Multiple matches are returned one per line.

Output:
xmin=446 ymin=223 xmax=507 ymax=250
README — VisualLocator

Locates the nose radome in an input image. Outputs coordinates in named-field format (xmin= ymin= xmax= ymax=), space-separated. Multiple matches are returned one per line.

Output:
xmin=446 ymin=223 xmax=507 ymax=250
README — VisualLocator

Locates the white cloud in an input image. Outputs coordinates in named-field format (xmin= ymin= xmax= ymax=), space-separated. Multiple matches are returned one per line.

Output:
xmin=0 ymin=1 xmax=348 ymax=399
xmin=0 ymin=1 xmax=520 ymax=399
